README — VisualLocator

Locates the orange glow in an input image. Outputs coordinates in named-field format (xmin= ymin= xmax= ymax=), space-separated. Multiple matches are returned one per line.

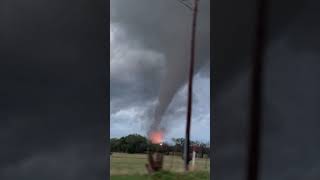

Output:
xmin=149 ymin=130 xmax=164 ymax=144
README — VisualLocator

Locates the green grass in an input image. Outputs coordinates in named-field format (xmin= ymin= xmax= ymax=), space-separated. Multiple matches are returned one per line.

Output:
xmin=111 ymin=171 xmax=210 ymax=180
xmin=110 ymin=153 xmax=210 ymax=179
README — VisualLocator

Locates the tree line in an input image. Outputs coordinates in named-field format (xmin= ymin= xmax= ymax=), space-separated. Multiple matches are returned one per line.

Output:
xmin=110 ymin=134 xmax=210 ymax=158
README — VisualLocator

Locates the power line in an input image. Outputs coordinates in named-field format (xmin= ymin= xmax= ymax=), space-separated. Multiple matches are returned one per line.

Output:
xmin=175 ymin=0 xmax=193 ymax=11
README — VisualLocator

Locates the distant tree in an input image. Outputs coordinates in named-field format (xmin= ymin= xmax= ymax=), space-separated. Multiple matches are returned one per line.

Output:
xmin=110 ymin=134 xmax=209 ymax=156
xmin=110 ymin=138 xmax=121 ymax=152
xmin=172 ymin=138 xmax=185 ymax=153
xmin=110 ymin=134 xmax=148 ymax=153
xmin=198 ymin=143 xmax=207 ymax=158
xmin=124 ymin=134 xmax=148 ymax=153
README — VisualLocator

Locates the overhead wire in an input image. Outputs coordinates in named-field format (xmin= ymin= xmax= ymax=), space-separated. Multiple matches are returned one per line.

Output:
xmin=175 ymin=0 xmax=193 ymax=11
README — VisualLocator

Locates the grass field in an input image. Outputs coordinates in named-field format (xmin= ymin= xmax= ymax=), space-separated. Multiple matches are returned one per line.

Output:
xmin=111 ymin=171 xmax=209 ymax=180
xmin=110 ymin=153 xmax=210 ymax=180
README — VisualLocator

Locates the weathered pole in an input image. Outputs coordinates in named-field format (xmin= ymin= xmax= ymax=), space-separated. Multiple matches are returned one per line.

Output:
xmin=184 ymin=0 xmax=199 ymax=172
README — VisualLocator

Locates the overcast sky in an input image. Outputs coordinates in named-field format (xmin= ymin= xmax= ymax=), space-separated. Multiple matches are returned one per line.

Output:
xmin=110 ymin=0 xmax=210 ymax=142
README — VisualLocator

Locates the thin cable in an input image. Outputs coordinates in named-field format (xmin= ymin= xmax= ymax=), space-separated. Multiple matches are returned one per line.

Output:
xmin=175 ymin=0 xmax=193 ymax=11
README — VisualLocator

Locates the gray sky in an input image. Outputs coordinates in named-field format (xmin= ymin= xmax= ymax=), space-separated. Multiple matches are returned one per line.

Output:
xmin=110 ymin=0 xmax=210 ymax=142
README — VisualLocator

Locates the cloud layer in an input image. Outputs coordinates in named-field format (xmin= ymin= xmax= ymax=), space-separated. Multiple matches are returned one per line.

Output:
xmin=110 ymin=0 xmax=210 ymax=142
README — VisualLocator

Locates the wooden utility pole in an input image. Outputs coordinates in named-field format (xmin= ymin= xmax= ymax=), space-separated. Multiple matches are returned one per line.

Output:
xmin=184 ymin=0 xmax=199 ymax=172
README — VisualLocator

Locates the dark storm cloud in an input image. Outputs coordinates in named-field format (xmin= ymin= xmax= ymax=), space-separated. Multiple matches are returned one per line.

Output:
xmin=213 ymin=0 xmax=320 ymax=179
xmin=110 ymin=41 xmax=164 ymax=114
xmin=0 ymin=0 xmax=107 ymax=179
xmin=111 ymin=0 xmax=210 ymax=132
xmin=111 ymin=0 xmax=210 ymax=64
xmin=109 ymin=23 xmax=210 ymax=139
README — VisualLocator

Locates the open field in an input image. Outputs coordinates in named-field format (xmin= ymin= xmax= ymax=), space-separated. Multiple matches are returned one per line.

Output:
xmin=111 ymin=171 xmax=209 ymax=180
xmin=110 ymin=153 xmax=210 ymax=179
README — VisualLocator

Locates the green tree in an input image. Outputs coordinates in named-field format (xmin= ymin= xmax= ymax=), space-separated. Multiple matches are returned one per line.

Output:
xmin=124 ymin=134 xmax=148 ymax=153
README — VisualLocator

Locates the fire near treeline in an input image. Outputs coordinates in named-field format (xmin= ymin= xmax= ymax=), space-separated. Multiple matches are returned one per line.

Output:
xmin=110 ymin=134 xmax=210 ymax=158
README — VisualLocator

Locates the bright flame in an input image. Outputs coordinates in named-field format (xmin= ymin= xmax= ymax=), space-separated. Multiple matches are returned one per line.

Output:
xmin=149 ymin=130 xmax=164 ymax=144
